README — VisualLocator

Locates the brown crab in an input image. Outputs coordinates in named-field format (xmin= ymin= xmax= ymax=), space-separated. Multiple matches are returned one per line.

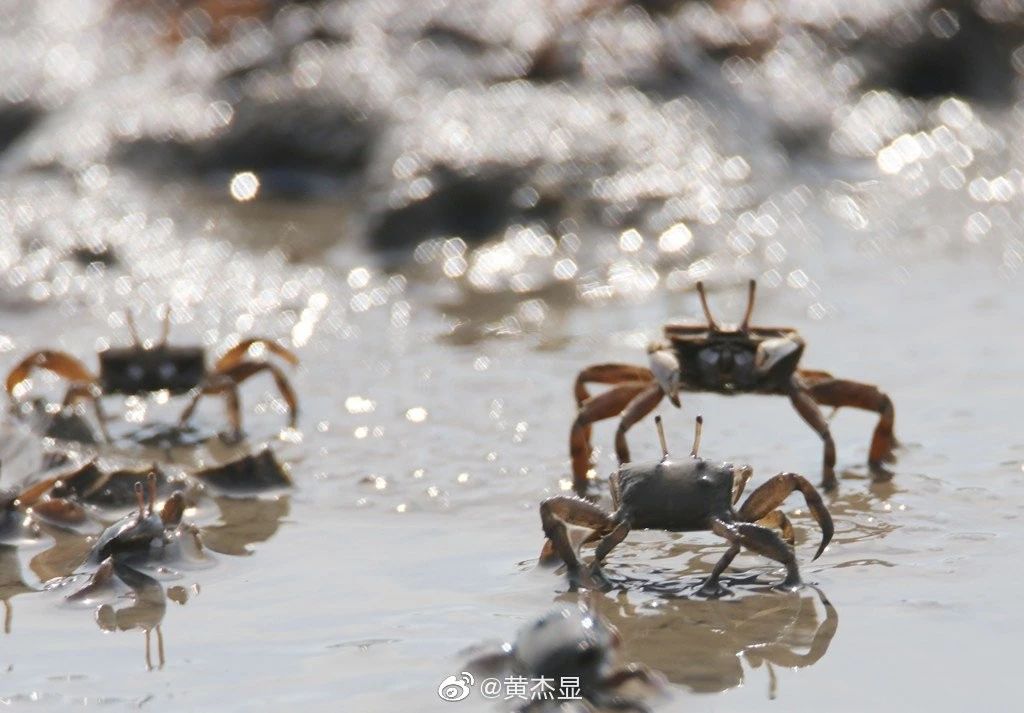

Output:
xmin=570 ymin=280 xmax=895 ymax=492
xmin=5 ymin=307 xmax=299 ymax=441
xmin=542 ymin=417 xmax=833 ymax=596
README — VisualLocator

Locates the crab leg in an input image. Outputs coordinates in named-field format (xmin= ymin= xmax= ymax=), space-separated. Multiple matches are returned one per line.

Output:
xmin=181 ymin=360 xmax=299 ymax=436
xmin=737 ymin=472 xmax=833 ymax=560
xmin=179 ymin=374 xmax=241 ymax=435
xmin=707 ymin=517 xmax=803 ymax=591
xmin=214 ymin=338 xmax=299 ymax=372
xmin=570 ymin=380 xmax=651 ymax=495
xmin=788 ymin=375 xmax=838 ymax=490
xmin=801 ymin=374 xmax=897 ymax=468
xmin=62 ymin=383 xmax=111 ymax=442
xmin=572 ymin=363 xmax=653 ymax=406
xmin=613 ymin=383 xmax=665 ymax=466
xmin=5 ymin=350 xmax=97 ymax=398
xmin=539 ymin=496 xmax=616 ymax=589
xmin=756 ymin=510 xmax=795 ymax=546
xmin=590 ymin=520 xmax=630 ymax=589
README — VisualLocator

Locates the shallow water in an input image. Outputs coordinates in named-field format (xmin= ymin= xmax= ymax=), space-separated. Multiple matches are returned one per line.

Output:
xmin=2 ymin=1 xmax=1024 ymax=711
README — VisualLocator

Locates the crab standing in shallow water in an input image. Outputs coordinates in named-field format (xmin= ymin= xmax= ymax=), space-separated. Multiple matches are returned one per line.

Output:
xmin=469 ymin=600 xmax=662 ymax=712
xmin=542 ymin=417 xmax=833 ymax=596
xmin=5 ymin=307 xmax=299 ymax=441
xmin=570 ymin=280 xmax=895 ymax=492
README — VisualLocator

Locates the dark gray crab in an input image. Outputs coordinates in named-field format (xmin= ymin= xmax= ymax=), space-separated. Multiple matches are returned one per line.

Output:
xmin=570 ymin=280 xmax=896 ymax=492
xmin=542 ymin=417 xmax=833 ymax=596
xmin=89 ymin=474 xmax=186 ymax=563
xmin=469 ymin=600 xmax=662 ymax=712
xmin=5 ymin=307 xmax=299 ymax=441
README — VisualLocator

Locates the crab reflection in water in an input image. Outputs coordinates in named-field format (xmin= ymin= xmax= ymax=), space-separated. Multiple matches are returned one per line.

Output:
xmin=593 ymin=584 xmax=837 ymax=698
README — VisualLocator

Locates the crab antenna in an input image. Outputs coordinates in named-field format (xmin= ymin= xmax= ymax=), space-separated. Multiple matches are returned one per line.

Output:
xmin=134 ymin=482 xmax=145 ymax=522
xmin=158 ymin=305 xmax=171 ymax=347
xmin=124 ymin=309 xmax=141 ymax=347
xmin=690 ymin=416 xmax=703 ymax=458
xmin=147 ymin=471 xmax=157 ymax=516
xmin=739 ymin=279 xmax=756 ymax=332
xmin=655 ymin=415 xmax=669 ymax=460
xmin=695 ymin=282 xmax=720 ymax=330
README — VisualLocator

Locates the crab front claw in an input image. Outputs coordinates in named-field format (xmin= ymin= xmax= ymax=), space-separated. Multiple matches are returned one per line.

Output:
xmin=647 ymin=346 xmax=681 ymax=408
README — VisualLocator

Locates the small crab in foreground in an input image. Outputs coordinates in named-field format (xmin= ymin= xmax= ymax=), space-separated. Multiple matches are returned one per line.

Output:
xmin=88 ymin=474 xmax=188 ymax=563
xmin=6 ymin=307 xmax=299 ymax=441
xmin=469 ymin=600 xmax=663 ymax=712
xmin=541 ymin=417 xmax=833 ymax=596
xmin=570 ymin=280 xmax=895 ymax=492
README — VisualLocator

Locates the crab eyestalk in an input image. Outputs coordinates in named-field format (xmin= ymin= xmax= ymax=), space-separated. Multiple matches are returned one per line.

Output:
xmin=695 ymin=282 xmax=720 ymax=330
xmin=158 ymin=305 xmax=172 ymax=347
xmin=147 ymin=471 xmax=157 ymax=516
xmin=690 ymin=416 xmax=703 ymax=458
xmin=124 ymin=308 xmax=142 ymax=347
xmin=133 ymin=482 xmax=145 ymax=523
xmin=739 ymin=279 xmax=756 ymax=332
xmin=655 ymin=415 xmax=669 ymax=461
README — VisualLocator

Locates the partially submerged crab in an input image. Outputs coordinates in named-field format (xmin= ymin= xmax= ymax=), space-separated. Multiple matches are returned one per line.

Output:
xmin=5 ymin=307 xmax=299 ymax=441
xmin=88 ymin=474 xmax=186 ymax=563
xmin=193 ymin=447 xmax=292 ymax=493
xmin=469 ymin=600 xmax=662 ymax=712
xmin=570 ymin=280 xmax=895 ymax=492
xmin=542 ymin=417 xmax=833 ymax=596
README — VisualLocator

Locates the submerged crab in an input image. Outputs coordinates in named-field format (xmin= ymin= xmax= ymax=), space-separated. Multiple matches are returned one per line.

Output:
xmin=570 ymin=280 xmax=895 ymax=492
xmin=5 ymin=307 xmax=299 ymax=441
xmin=469 ymin=600 xmax=662 ymax=712
xmin=542 ymin=417 xmax=833 ymax=596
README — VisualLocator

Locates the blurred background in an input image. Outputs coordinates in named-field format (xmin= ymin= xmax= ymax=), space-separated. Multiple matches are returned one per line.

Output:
xmin=1 ymin=1 xmax=1023 ymax=711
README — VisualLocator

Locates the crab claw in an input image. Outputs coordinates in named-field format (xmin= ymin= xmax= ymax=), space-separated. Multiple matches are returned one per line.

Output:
xmin=647 ymin=346 xmax=681 ymax=407
xmin=754 ymin=337 xmax=801 ymax=375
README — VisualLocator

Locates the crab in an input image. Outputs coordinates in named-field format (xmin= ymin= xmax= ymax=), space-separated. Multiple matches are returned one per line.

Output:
xmin=5 ymin=307 xmax=300 ymax=441
xmin=541 ymin=416 xmax=833 ymax=596
xmin=469 ymin=600 xmax=662 ymax=712
xmin=88 ymin=473 xmax=187 ymax=563
xmin=570 ymin=280 xmax=895 ymax=492
xmin=193 ymin=447 xmax=292 ymax=493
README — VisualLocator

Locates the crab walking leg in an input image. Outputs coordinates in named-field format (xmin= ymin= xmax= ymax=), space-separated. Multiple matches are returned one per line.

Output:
xmin=178 ymin=375 xmax=242 ymax=436
xmin=5 ymin=350 xmax=97 ymax=398
xmin=737 ymin=472 xmax=833 ymax=560
xmin=756 ymin=510 xmax=795 ymax=546
xmin=572 ymin=363 xmax=653 ymax=406
xmin=788 ymin=376 xmax=838 ymax=490
xmin=214 ymin=338 xmax=299 ymax=372
xmin=181 ymin=361 xmax=299 ymax=436
xmin=802 ymin=376 xmax=897 ymax=466
xmin=3 ymin=600 xmax=10 ymax=635
xmin=613 ymin=383 xmax=666 ymax=466
xmin=218 ymin=361 xmax=299 ymax=429
xmin=710 ymin=518 xmax=803 ymax=590
xmin=698 ymin=543 xmax=741 ymax=597
xmin=539 ymin=496 xmax=616 ymax=588
xmin=570 ymin=381 xmax=651 ymax=494
xmin=61 ymin=383 xmax=112 ymax=442
xmin=589 ymin=520 xmax=631 ymax=589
